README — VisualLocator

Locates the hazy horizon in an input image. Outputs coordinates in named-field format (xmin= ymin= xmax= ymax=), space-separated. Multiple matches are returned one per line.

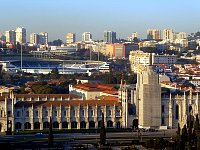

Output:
xmin=1 ymin=0 xmax=200 ymax=41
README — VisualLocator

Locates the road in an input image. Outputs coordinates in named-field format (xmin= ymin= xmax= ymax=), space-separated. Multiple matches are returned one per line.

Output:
xmin=0 ymin=129 xmax=177 ymax=142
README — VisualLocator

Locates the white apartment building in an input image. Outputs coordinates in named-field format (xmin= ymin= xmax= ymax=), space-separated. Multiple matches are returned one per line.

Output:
xmin=127 ymin=32 xmax=138 ymax=41
xmin=147 ymin=29 xmax=161 ymax=40
xmin=152 ymin=54 xmax=177 ymax=65
xmin=5 ymin=30 xmax=16 ymax=43
xmin=163 ymin=29 xmax=173 ymax=41
xmin=66 ymin=33 xmax=76 ymax=44
xmin=38 ymin=32 xmax=48 ymax=45
xmin=129 ymin=50 xmax=177 ymax=72
xmin=174 ymin=32 xmax=187 ymax=40
xmin=15 ymin=27 xmax=26 ymax=43
xmin=30 ymin=33 xmax=39 ymax=45
xmin=82 ymin=32 xmax=92 ymax=42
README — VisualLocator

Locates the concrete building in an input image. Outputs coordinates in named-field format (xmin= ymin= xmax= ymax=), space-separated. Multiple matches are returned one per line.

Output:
xmin=82 ymin=32 xmax=92 ymax=42
xmin=38 ymin=32 xmax=48 ymax=45
xmin=104 ymin=31 xmax=116 ymax=43
xmin=127 ymin=32 xmax=138 ymax=41
xmin=66 ymin=33 xmax=76 ymax=45
xmin=5 ymin=30 xmax=16 ymax=43
xmin=15 ymin=27 xmax=26 ymax=43
xmin=163 ymin=29 xmax=173 ymax=41
xmin=129 ymin=50 xmax=177 ymax=72
xmin=147 ymin=29 xmax=161 ymax=40
xmin=174 ymin=32 xmax=187 ymax=40
xmin=30 ymin=33 xmax=39 ymax=45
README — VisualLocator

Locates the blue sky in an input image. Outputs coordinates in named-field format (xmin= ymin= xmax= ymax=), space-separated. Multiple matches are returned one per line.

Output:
xmin=1 ymin=0 xmax=200 ymax=41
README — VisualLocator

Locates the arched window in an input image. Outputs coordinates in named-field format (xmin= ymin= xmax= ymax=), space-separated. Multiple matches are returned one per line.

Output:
xmin=24 ymin=122 xmax=31 ymax=129
xmin=17 ymin=111 xmax=21 ymax=117
xmin=34 ymin=122 xmax=40 ymax=129
xmin=43 ymin=121 xmax=49 ymax=129
xmin=62 ymin=121 xmax=68 ymax=128
xmin=54 ymin=111 xmax=57 ymax=116
xmin=176 ymin=105 xmax=179 ymax=119
xmin=89 ymin=121 xmax=95 ymax=128
xmin=45 ymin=111 xmax=48 ymax=117
xmin=26 ymin=111 xmax=29 ymax=117
xmin=35 ymin=110 xmax=38 ymax=117
xmin=98 ymin=120 xmax=102 ymax=128
xmin=107 ymin=120 xmax=113 ymax=128
xmin=53 ymin=121 xmax=59 ymax=128
xmin=116 ymin=122 xmax=121 ymax=128
xmin=80 ymin=121 xmax=86 ymax=129
xmin=15 ymin=122 xmax=21 ymax=130
xmin=71 ymin=121 xmax=77 ymax=129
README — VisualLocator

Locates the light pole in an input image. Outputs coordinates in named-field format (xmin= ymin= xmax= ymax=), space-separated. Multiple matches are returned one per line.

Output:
xmin=20 ymin=43 xmax=23 ymax=72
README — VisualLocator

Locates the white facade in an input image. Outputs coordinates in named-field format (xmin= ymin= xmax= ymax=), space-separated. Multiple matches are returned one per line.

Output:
xmin=5 ymin=30 xmax=16 ymax=43
xmin=163 ymin=29 xmax=173 ymax=41
xmin=30 ymin=33 xmax=38 ymax=45
xmin=82 ymin=32 xmax=92 ymax=42
xmin=147 ymin=29 xmax=161 ymax=40
xmin=15 ymin=27 xmax=26 ymax=43
xmin=38 ymin=32 xmax=48 ymax=45
xmin=129 ymin=50 xmax=177 ymax=72
xmin=66 ymin=33 xmax=76 ymax=44
xmin=152 ymin=54 xmax=177 ymax=64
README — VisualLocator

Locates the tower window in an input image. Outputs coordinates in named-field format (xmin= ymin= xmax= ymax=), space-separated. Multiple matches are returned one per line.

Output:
xmin=175 ymin=105 xmax=179 ymax=119
xmin=162 ymin=105 xmax=165 ymax=113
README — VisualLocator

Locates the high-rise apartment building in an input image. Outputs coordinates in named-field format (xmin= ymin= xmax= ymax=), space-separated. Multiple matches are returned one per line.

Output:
xmin=30 ymin=33 xmax=39 ymax=45
xmin=5 ymin=30 xmax=16 ymax=43
xmin=127 ymin=32 xmax=138 ymax=41
xmin=15 ymin=27 xmax=26 ymax=43
xmin=82 ymin=32 xmax=92 ymax=42
xmin=147 ymin=29 xmax=161 ymax=40
xmin=38 ymin=32 xmax=48 ymax=45
xmin=163 ymin=29 xmax=174 ymax=40
xmin=66 ymin=33 xmax=76 ymax=44
xmin=174 ymin=32 xmax=187 ymax=40
xmin=131 ymin=32 xmax=138 ymax=39
xmin=104 ymin=31 xmax=116 ymax=43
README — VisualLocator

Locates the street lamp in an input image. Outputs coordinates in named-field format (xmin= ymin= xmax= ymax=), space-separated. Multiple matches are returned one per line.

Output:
xmin=20 ymin=43 xmax=23 ymax=72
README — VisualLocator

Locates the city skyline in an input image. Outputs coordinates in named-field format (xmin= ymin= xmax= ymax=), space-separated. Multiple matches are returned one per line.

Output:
xmin=1 ymin=0 xmax=200 ymax=41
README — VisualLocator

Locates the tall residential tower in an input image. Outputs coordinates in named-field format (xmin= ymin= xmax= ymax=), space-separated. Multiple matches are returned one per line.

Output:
xmin=15 ymin=27 xmax=26 ymax=43
xmin=104 ymin=31 xmax=116 ymax=43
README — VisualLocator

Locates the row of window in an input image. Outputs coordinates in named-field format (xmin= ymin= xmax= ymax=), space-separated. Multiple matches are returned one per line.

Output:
xmin=15 ymin=120 xmax=121 ymax=130
xmin=16 ymin=109 xmax=121 ymax=118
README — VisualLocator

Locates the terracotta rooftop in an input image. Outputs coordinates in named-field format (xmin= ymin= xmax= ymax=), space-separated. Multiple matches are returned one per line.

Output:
xmin=73 ymin=84 xmax=118 ymax=93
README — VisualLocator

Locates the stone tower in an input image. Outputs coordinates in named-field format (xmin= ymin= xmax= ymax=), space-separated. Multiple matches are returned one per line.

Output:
xmin=136 ymin=66 xmax=161 ymax=128
xmin=118 ymin=74 xmax=128 ymax=128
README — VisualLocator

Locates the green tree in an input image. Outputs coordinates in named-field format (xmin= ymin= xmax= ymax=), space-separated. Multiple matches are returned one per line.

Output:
xmin=100 ymin=113 xmax=106 ymax=146
xmin=48 ymin=117 xmax=54 ymax=148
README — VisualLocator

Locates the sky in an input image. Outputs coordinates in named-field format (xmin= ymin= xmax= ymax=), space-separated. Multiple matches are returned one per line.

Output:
xmin=1 ymin=0 xmax=200 ymax=41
